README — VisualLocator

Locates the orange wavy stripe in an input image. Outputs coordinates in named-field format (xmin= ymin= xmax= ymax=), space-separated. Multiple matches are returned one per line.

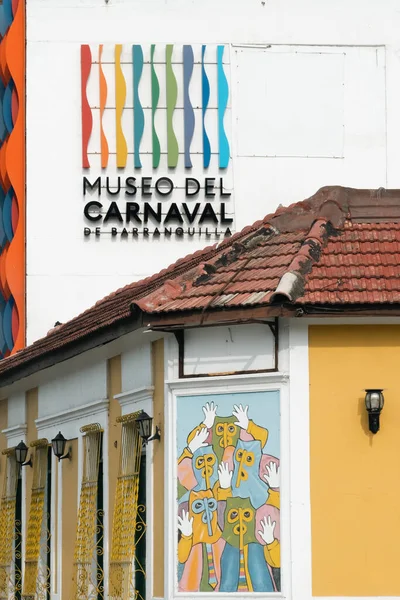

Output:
xmin=99 ymin=45 xmax=109 ymax=169
xmin=115 ymin=44 xmax=127 ymax=168
xmin=4 ymin=0 xmax=25 ymax=353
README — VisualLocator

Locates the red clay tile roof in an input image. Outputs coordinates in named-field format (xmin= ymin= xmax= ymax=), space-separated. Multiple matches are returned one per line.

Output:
xmin=1 ymin=185 xmax=400 ymax=382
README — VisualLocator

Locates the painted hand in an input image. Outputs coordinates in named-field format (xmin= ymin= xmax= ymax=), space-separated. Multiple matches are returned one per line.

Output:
xmin=188 ymin=426 xmax=209 ymax=453
xmin=232 ymin=404 xmax=249 ymax=430
xmin=263 ymin=461 xmax=280 ymax=489
xmin=218 ymin=462 xmax=233 ymax=489
xmin=202 ymin=401 xmax=218 ymax=428
xmin=258 ymin=515 xmax=276 ymax=545
xmin=178 ymin=509 xmax=193 ymax=537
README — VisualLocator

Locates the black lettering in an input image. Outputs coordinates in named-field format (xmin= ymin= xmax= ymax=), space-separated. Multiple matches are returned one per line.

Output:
xmin=106 ymin=177 xmax=121 ymax=195
xmin=182 ymin=203 xmax=200 ymax=224
xmin=176 ymin=227 xmax=184 ymax=237
xmin=132 ymin=228 xmax=139 ymax=236
xmin=84 ymin=227 xmax=91 ymax=236
xmin=95 ymin=227 xmax=101 ymax=237
xmin=199 ymin=203 xmax=218 ymax=224
xmin=104 ymin=202 xmax=123 ymax=223
xmin=220 ymin=203 xmax=233 ymax=225
xmin=121 ymin=228 xmax=128 ymax=236
xmin=155 ymin=177 xmax=174 ymax=196
xmin=205 ymin=178 xmax=216 ymax=197
xmin=144 ymin=203 xmax=162 ymax=224
xmin=126 ymin=202 xmax=142 ymax=224
xmin=164 ymin=227 xmax=172 ymax=236
xmin=205 ymin=228 xmax=211 ymax=236
xmin=143 ymin=227 xmax=150 ymax=237
xmin=83 ymin=177 xmax=101 ymax=196
xmin=219 ymin=178 xmax=231 ymax=197
xmin=185 ymin=178 xmax=200 ymax=196
xmin=125 ymin=177 xmax=137 ymax=196
xmin=153 ymin=227 xmax=161 ymax=236
xmin=165 ymin=203 xmax=184 ymax=224
xmin=84 ymin=201 xmax=103 ymax=222
xmin=225 ymin=228 xmax=232 ymax=237
xmin=111 ymin=227 xmax=118 ymax=236
xmin=142 ymin=177 xmax=152 ymax=196
xmin=188 ymin=227 xmax=195 ymax=236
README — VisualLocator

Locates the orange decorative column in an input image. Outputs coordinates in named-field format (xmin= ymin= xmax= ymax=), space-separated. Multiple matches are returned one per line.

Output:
xmin=0 ymin=0 xmax=25 ymax=355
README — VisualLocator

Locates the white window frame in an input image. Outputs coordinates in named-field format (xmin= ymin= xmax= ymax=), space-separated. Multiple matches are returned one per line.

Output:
xmin=164 ymin=372 xmax=290 ymax=600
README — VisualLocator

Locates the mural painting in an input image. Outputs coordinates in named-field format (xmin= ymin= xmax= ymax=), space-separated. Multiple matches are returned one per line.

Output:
xmin=177 ymin=391 xmax=280 ymax=593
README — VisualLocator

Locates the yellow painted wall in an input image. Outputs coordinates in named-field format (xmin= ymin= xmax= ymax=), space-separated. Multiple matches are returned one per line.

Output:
xmin=310 ymin=325 xmax=400 ymax=596
xmin=107 ymin=356 xmax=122 ymax=534
xmin=152 ymin=339 xmax=164 ymax=597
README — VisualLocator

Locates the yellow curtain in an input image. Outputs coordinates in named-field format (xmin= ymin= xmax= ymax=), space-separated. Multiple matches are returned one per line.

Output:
xmin=109 ymin=412 xmax=143 ymax=600
xmin=72 ymin=423 xmax=103 ymax=600
xmin=22 ymin=439 xmax=49 ymax=599
xmin=0 ymin=448 xmax=19 ymax=599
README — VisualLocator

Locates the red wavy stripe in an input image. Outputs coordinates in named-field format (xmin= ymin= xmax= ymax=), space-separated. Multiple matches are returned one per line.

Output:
xmin=81 ymin=44 xmax=92 ymax=169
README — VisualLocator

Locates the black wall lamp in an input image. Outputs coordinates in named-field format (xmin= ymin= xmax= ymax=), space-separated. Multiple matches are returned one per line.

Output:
xmin=15 ymin=440 xmax=32 ymax=468
xmin=51 ymin=432 xmax=72 ymax=461
xmin=135 ymin=412 xmax=161 ymax=445
xmin=365 ymin=389 xmax=384 ymax=434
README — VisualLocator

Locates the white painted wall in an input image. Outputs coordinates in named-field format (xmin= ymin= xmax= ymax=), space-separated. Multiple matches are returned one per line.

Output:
xmin=26 ymin=0 xmax=400 ymax=342
xmin=183 ymin=323 xmax=276 ymax=375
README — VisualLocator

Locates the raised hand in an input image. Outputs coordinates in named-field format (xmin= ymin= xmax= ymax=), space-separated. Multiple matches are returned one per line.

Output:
xmin=218 ymin=462 xmax=233 ymax=489
xmin=232 ymin=404 xmax=249 ymax=430
xmin=263 ymin=461 xmax=280 ymax=489
xmin=202 ymin=401 xmax=218 ymax=428
xmin=258 ymin=515 xmax=276 ymax=545
xmin=177 ymin=509 xmax=193 ymax=537
xmin=188 ymin=426 xmax=209 ymax=453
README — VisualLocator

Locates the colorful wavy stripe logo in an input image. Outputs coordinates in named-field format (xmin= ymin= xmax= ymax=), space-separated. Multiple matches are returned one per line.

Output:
xmin=80 ymin=44 xmax=230 ymax=171
xmin=0 ymin=0 xmax=25 ymax=357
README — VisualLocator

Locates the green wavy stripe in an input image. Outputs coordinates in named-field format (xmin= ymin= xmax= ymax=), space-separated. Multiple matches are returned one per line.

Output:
xmin=151 ymin=44 xmax=161 ymax=169
xmin=166 ymin=44 xmax=179 ymax=168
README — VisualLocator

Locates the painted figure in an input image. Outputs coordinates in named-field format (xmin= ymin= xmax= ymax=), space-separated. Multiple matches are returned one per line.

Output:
xmin=178 ymin=490 xmax=225 ymax=591
xmin=232 ymin=439 xmax=269 ymax=509
xmin=177 ymin=393 xmax=281 ymax=593
xmin=220 ymin=497 xmax=278 ymax=592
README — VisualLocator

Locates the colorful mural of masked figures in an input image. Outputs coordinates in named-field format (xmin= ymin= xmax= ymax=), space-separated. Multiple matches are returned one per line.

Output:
xmin=176 ymin=391 xmax=281 ymax=593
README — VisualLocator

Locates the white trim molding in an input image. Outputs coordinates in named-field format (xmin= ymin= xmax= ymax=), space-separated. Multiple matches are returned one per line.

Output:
xmin=35 ymin=398 xmax=109 ymax=440
xmin=2 ymin=423 xmax=27 ymax=447
xmin=114 ymin=385 xmax=154 ymax=415
xmin=164 ymin=370 xmax=291 ymax=600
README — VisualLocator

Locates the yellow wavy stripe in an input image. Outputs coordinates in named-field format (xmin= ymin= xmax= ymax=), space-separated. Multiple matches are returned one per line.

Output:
xmin=115 ymin=44 xmax=127 ymax=168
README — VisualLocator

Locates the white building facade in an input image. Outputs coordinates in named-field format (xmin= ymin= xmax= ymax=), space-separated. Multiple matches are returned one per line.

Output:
xmin=26 ymin=0 xmax=398 ymax=342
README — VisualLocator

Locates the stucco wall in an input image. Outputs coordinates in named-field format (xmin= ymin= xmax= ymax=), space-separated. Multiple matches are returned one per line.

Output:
xmin=25 ymin=0 xmax=400 ymax=342
xmin=309 ymin=324 xmax=400 ymax=596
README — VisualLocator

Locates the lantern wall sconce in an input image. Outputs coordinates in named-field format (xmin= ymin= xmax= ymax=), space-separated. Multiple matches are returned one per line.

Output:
xmin=365 ymin=389 xmax=384 ymax=434
xmin=135 ymin=412 xmax=161 ymax=445
xmin=15 ymin=440 xmax=32 ymax=468
xmin=51 ymin=432 xmax=72 ymax=461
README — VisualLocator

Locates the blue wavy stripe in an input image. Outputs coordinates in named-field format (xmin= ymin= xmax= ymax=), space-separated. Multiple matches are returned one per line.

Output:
xmin=3 ymin=295 xmax=14 ymax=352
xmin=217 ymin=45 xmax=230 ymax=169
xmin=133 ymin=45 xmax=144 ymax=169
xmin=201 ymin=45 xmax=211 ymax=169
xmin=183 ymin=45 xmax=195 ymax=169
xmin=1 ymin=0 xmax=13 ymax=36
xmin=3 ymin=80 xmax=13 ymax=135
xmin=3 ymin=186 xmax=13 ymax=242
